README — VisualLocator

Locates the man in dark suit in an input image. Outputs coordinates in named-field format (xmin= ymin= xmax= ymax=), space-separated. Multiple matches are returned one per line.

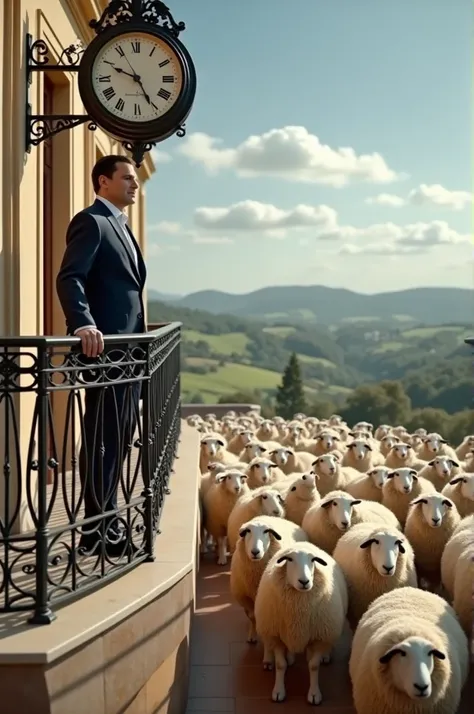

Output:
xmin=56 ymin=154 xmax=147 ymax=556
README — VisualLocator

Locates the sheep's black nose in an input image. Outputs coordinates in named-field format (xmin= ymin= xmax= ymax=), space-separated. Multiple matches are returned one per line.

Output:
xmin=383 ymin=564 xmax=394 ymax=574
xmin=414 ymin=683 xmax=428 ymax=695
xmin=251 ymin=549 xmax=260 ymax=558
xmin=403 ymin=486 xmax=410 ymax=493
xmin=298 ymin=578 xmax=310 ymax=588
xmin=340 ymin=521 xmax=349 ymax=528
xmin=432 ymin=517 xmax=440 ymax=526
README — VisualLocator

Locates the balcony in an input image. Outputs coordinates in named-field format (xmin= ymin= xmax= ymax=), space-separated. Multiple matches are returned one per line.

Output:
xmin=0 ymin=323 xmax=201 ymax=714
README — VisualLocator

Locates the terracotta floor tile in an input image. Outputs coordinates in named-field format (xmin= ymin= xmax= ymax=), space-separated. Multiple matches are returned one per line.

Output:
xmin=186 ymin=697 xmax=235 ymax=712
xmin=188 ymin=665 xmax=234 ymax=698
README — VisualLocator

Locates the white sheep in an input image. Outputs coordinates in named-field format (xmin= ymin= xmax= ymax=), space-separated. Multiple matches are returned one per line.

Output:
xmin=378 ymin=433 xmax=401 ymax=458
xmin=227 ymin=486 xmax=286 ymax=551
xmin=384 ymin=442 xmax=424 ymax=471
xmin=374 ymin=424 xmax=392 ymax=440
xmin=449 ymin=540 xmax=474 ymax=637
xmin=382 ymin=468 xmax=436 ymax=526
xmin=267 ymin=446 xmax=315 ymax=475
xmin=416 ymin=456 xmax=461 ymax=491
xmin=345 ymin=466 xmax=391 ymax=503
xmin=238 ymin=440 xmax=268 ymax=463
xmin=416 ymin=433 xmax=458 ymax=461
xmin=342 ymin=438 xmax=384 ymax=473
xmin=349 ymin=587 xmax=470 ymax=714
xmin=302 ymin=490 xmax=400 ymax=555
xmin=404 ymin=494 xmax=461 ymax=590
xmin=441 ymin=473 xmax=474 ymax=517
xmin=230 ymin=515 xmax=307 ymax=643
xmin=199 ymin=461 xmax=246 ymax=553
xmin=309 ymin=429 xmax=345 ymax=457
xmin=255 ymin=419 xmax=279 ymax=442
xmin=455 ymin=434 xmax=474 ymax=460
xmin=283 ymin=471 xmax=321 ymax=526
xmin=311 ymin=452 xmax=360 ymax=496
xmin=199 ymin=434 xmax=239 ymax=473
xmin=440 ymin=521 xmax=474 ymax=605
xmin=254 ymin=542 xmax=348 ymax=705
xmin=203 ymin=469 xmax=249 ymax=565
xmin=227 ymin=428 xmax=254 ymax=455
xmin=245 ymin=456 xmax=285 ymax=489
xmin=333 ymin=523 xmax=417 ymax=629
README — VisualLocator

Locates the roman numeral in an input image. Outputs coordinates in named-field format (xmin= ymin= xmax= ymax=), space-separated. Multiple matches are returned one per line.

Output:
xmin=98 ymin=75 xmax=111 ymax=82
xmin=115 ymin=97 xmax=125 ymax=112
xmin=162 ymin=75 xmax=174 ymax=83
xmin=103 ymin=86 xmax=116 ymax=101
xmin=149 ymin=47 xmax=156 ymax=57
xmin=159 ymin=59 xmax=170 ymax=67
xmin=134 ymin=103 xmax=141 ymax=116
xmin=131 ymin=41 xmax=140 ymax=53
xmin=157 ymin=88 xmax=171 ymax=100
xmin=116 ymin=46 xmax=125 ymax=57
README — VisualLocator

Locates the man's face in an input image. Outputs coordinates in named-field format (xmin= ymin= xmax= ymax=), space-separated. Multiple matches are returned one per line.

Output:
xmin=100 ymin=161 xmax=139 ymax=208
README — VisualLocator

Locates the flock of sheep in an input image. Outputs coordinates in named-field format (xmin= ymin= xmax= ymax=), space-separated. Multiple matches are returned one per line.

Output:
xmin=188 ymin=410 xmax=474 ymax=712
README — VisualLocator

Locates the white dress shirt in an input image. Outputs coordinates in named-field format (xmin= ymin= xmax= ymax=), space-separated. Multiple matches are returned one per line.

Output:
xmin=74 ymin=195 xmax=138 ymax=334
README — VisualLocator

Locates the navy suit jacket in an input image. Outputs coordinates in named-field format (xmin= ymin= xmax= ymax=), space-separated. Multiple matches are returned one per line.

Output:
xmin=56 ymin=199 xmax=147 ymax=336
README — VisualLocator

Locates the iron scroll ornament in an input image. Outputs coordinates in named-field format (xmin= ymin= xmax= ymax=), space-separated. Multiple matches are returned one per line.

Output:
xmin=77 ymin=21 xmax=197 ymax=148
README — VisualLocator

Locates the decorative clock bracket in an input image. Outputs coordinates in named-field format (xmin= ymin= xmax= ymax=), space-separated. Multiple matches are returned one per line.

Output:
xmin=24 ymin=1 xmax=188 ymax=167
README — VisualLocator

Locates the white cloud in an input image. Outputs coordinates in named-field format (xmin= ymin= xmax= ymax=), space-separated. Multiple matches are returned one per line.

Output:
xmin=150 ymin=148 xmax=172 ymax=164
xmin=147 ymin=243 xmax=181 ymax=257
xmin=366 ymin=183 xmax=471 ymax=210
xmin=178 ymin=126 xmax=402 ymax=187
xmin=148 ymin=220 xmax=181 ymax=234
xmin=337 ymin=221 xmax=469 ymax=255
xmin=192 ymin=235 xmax=234 ymax=245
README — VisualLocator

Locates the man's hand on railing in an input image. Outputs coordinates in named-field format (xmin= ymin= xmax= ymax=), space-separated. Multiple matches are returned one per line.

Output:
xmin=75 ymin=326 xmax=104 ymax=358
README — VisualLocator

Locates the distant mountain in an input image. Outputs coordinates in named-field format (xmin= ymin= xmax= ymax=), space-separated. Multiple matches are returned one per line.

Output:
xmin=147 ymin=289 xmax=181 ymax=302
xmin=173 ymin=286 xmax=474 ymax=326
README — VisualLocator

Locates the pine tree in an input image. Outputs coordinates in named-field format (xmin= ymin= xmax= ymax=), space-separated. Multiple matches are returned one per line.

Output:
xmin=275 ymin=352 xmax=306 ymax=419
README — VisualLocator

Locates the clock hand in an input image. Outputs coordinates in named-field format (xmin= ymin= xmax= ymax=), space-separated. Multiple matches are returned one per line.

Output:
xmin=114 ymin=66 xmax=140 ymax=80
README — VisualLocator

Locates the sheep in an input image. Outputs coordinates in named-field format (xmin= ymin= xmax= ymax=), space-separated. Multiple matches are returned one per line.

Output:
xmin=404 ymin=494 xmax=461 ymax=590
xmin=450 ymin=541 xmax=474 ymax=636
xmin=440 ymin=522 xmax=474 ymax=603
xmin=455 ymin=434 xmax=474 ymax=460
xmin=333 ymin=523 xmax=417 ymax=629
xmin=230 ymin=515 xmax=307 ymax=644
xmin=345 ymin=466 xmax=391 ymax=503
xmin=382 ymin=468 xmax=436 ymax=526
xmin=416 ymin=456 xmax=461 ymax=491
xmin=311 ymin=452 xmax=360 ymax=496
xmin=227 ymin=428 xmax=254 ymax=455
xmin=283 ymin=471 xmax=321 ymax=526
xmin=384 ymin=442 xmax=425 ymax=471
xmin=309 ymin=429 xmax=345 ymax=457
xmin=238 ymin=440 xmax=268 ymax=463
xmin=302 ymin=490 xmax=400 ymax=555
xmin=203 ymin=469 xmax=249 ymax=565
xmin=199 ymin=434 xmax=239 ymax=473
xmin=267 ymin=446 xmax=315 ymax=475
xmin=441 ymin=473 xmax=474 ymax=517
xmin=186 ymin=414 xmax=203 ymax=427
xmin=255 ymin=419 xmax=279 ymax=442
xmin=416 ymin=433 xmax=458 ymax=462
xmin=342 ymin=438 xmax=384 ymax=473
xmin=349 ymin=587 xmax=470 ymax=714
xmin=227 ymin=486 xmax=286 ymax=551
xmin=280 ymin=421 xmax=307 ymax=448
xmin=254 ymin=541 xmax=348 ymax=705
xmin=374 ymin=424 xmax=392 ymax=440
xmin=245 ymin=456 xmax=285 ymax=489
xmin=379 ymin=433 xmax=400 ymax=458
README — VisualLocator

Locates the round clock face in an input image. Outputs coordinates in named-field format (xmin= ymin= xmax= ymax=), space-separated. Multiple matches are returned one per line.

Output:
xmin=91 ymin=31 xmax=184 ymax=123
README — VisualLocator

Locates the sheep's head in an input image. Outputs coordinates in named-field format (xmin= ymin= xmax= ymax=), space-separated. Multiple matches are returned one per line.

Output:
xmin=216 ymin=470 xmax=248 ymax=494
xmin=463 ymin=435 xmax=474 ymax=448
xmin=414 ymin=428 xmax=427 ymax=436
xmin=410 ymin=494 xmax=454 ymax=528
xmin=360 ymin=530 xmax=407 ymax=576
xmin=253 ymin=488 xmax=285 ymax=517
xmin=349 ymin=429 xmax=371 ymax=440
xmin=237 ymin=428 xmax=254 ymax=446
xmin=367 ymin=467 xmax=390 ymax=489
xmin=275 ymin=546 xmax=328 ymax=591
xmin=200 ymin=436 xmax=225 ymax=457
xmin=207 ymin=462 xmax=228 ymax=476
xmin=410 ymin=434 xmax=423 ymax=449
xmin=289 ymin=471 xmax=317 ymax=500
xmin=386 ymin=468 xmax=418 ymax=494
xmin=375 ymin=424 xmax=391 ymax=438
xmin=422 ymin=434 xmax=447 ymax=454
xmin=449 ymin=474 xmax=474 ymax=501
xmin=287 ymin=423 xmax=304 ymax=442
xmin=187 ymin=414 xmax=202 ymax=427
xmin=329 ymin=414 xmax=343 ymax=426
xmin=353 ymin=421 xmax=374 ymax=433
xmin=312 ymin=452 xmax=340 ymax=476
xmin=381 ymin=434 xmax=400 ymax=451
xmin=260 ymin=419 xmax=274 ymax=436
xmin=348 ymin=439 xmax=372 ymax=460
xmin=237 ymin=417 xmax=252 ymax=429
xmin=389 ymin=442 xmax=412 ymax=462
xmin=428 ymin=456 xmax=459 ymax=479
xmin=293 ymin=412 xmax=306 ymax=421
xmin=320 ymin=493 xmax=362 ymax=530
xmin=273 ymin=415 xmax=285 ymax=425
xmin=268 ymin=447 xmax=293 ymax=467
xmin=243 ymin=441 xmax=267 ymax=459
xmin=317 ymin=430 xmax=340 ymax=451
xmin=379 ymin=637 xmax=446 ymax=700
xmin=247 ymin=457 xmax=279 ymax=485
xmin=238 ymin=520 xmax=283 ymax=560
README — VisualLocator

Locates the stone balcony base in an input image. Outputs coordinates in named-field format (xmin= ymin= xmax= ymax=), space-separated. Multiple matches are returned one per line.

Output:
xmin=0 ymin=422 xmax=201 ymax=714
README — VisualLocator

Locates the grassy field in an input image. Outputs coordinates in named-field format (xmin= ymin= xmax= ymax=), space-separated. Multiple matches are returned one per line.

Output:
xmin=183 ymin=329 xmax=250 ymax=355
xmin=263 ymin=326 xmax=296 ymax=337
xmin=298 ymin=354 xmax=336 ymax=368
xmin=372 ymin=341 xmax=406 ymax=353
xmin=402 ymin=326 xmax=469 ymax=340
xmin=182 ymin=362 xmax=283 ymax=403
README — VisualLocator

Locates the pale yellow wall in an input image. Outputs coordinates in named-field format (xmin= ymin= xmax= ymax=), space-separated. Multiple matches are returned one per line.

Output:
xmin=0 ymin=0 xmax=155 ymax=532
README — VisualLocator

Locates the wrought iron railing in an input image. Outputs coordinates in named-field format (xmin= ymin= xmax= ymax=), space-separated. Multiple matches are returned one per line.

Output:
xmin=0 ymin=323 xmax=181 ymax=623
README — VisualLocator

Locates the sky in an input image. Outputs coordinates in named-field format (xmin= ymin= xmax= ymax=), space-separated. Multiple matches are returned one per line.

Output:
xmin=144 ymin=0 xmax=472 ymax=296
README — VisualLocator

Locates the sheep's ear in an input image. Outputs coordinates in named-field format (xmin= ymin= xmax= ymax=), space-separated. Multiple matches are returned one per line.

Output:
xmin=449 ymin=476 xmax=464 ymax=485
xmin=260 ymin=446 xmax=267 ymax=453
xmin=411 ymin=497 xmax=427 ymax=505
xmin=216 ymin=474 xmax=227 ymax=483
xmin=395 ymin=539 xmax=406 ymax=554
xmin=428 ymin=459 xmax=436 ymax=466
xmin=208 ymin=462 xmax=218 ymax=472
xmin=217 ymin=439 xmax=225 ymax=447
xmin=285 ymin=449 xmax=292 ymax=455
xmin=276 ymin=555 xmax=292 ymax=565
xmin=386 ymin=472 xmax=396 ymax=479
xmin=429 ymin=649 xmax=446 ymax=660
xmin=332 ymin=451 xmax=341 ymax=461
xmin=264 ymin=528 xmax=282 ymax=540
xmin=290 ymin=485 xmax=297 ymax=492
xmin=312 ymin=556 xmax=328 ymax=567
xmin=239 ymin=527 xmax=250 ymax=538
xmin=311 ymin=459 xmax=319 ymax=466
xmin=348 ymin=431 xmax=355 ymax=437
xmin=409 ymin=469 xmax=418 ymax=478
xmin=351 ymin=499 xmax=362 ymax=506
xmin=366 ymin=444 xmax=373 ymax=451
xmin=277 ymin=494 xmax=285 ymax=505
xmin=320 ymin=499 xmax=333 ymax=509
xmin=442 ymin=498 xmax=453 ymax=508
xmin=360 ymin=538 xmax=377 ymax=549
xmin=268 ymin=450 xmax=277 ymax=456
xmin=439 ymin=439 xmax=447 ymax=444
xmin=449 ymin=459 xmax=460 ymax=468
xmin=241 ymin=474 xmax=248 ymax=480
xmin=379 ymin=647 xmax=406 ymax=664
xmin=269 ymin=462 xmax=278 ymax=468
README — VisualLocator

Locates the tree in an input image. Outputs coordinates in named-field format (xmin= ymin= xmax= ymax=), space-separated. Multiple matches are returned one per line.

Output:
xmin=275 ymin=352 xmax=306 ymax=419
xmin=340 ymin=380 xmax=412 ymax=426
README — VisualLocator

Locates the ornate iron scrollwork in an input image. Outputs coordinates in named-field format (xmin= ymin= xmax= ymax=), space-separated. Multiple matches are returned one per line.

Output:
xmin=90 ymin=0 xmax=185 ymax=38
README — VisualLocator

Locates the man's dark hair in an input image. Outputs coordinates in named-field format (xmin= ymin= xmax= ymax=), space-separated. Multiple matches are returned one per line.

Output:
xmin=91 ymin=154 xmax=134 ymax=193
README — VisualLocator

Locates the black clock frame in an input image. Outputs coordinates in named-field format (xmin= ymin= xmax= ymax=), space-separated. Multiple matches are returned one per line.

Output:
xmin=78 ymin=23 xmax=196 ymax=147
xmin=24 ymin=0 xmax=196 ymax=167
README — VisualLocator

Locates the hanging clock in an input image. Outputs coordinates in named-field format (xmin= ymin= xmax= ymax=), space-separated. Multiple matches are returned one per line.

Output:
xmin=78 ymin=20 xmax=196 ymax=144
